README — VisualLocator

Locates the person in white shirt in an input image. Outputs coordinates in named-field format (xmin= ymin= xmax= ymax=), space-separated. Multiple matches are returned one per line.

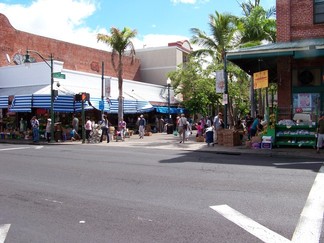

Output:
xmin=178 ymin=113 xmax=188 ymax=143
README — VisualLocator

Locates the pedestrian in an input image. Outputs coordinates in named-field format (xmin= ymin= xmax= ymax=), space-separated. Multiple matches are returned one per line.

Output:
xmin=19 ymin=118 xmax=26 ymax=135
xmin=84 ymin=116 xmax=92 ymax=143
xmin=250 ymin=115 xmax=263 ymax=138
xmin=30 ymin=116 xmax=39 ymax=143
xmin=195 ymin=122 xmax=204 ymax=138
xmin=178 ymin=113 xmax=188 ymax=143
xmin=100 ymin=115 xmax=110 ymax=143
xmin=118 ymin=118 xmax=127 ymax=141
xmin=244 ymin=112 xmax=254 ymax=140
xmin=213 ymin=112 xmax=224 ymax=144
xmin=45 ymin=118 xmax=51 ymax=143
xmin=316 ymin=113 xmax=324 ymax=153
xmin=72 ymin=113 xmax=80 ymax=140
xmin=159 ymin=116 xmax=164 ymax=133
xmin=138 ymin=114 xmax=146 ymax=139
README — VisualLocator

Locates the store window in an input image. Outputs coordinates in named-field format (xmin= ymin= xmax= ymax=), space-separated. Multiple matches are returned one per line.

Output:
xmin=293 ymin=93 xmax=321 ymax=120
xmin=314 ymin=0 xmax=324 ymax=24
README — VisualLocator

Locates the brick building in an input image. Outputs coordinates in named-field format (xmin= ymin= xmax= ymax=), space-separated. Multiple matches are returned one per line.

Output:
xmin=228 ymin=0 xmax=324 ymax=121
xmin=0 ymin=13 xmax=140 ymax=81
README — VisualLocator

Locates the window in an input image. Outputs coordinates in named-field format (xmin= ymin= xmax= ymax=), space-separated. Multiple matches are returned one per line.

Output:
xmin=314 ymin=0 xmax=324 ymax=23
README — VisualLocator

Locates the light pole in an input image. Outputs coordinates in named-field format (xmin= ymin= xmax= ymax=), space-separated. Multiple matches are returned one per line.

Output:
xmin=223 ymin=51 xmax=228 ymax=128
xmin=166 ymin=78 xmax=171 ymax=123
xmin=25 ymin=50 xmax=55 ymax=143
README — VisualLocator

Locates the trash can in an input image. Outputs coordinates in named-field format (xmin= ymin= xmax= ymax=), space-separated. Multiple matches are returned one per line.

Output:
xmin=167 ymin=124 xmax=174 ymax=134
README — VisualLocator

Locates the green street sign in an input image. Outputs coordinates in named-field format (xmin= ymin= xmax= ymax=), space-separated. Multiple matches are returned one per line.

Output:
xmin=53 ymin=72 xmax=66 ymax=79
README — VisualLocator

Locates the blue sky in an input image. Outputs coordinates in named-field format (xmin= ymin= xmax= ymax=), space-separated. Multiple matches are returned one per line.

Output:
xmin=0 ymin=0 xmax=276 ymax=50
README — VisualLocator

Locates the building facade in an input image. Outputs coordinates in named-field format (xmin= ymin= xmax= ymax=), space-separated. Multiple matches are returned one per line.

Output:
xmin=135 ymin=40 xmax=192 ymax=86
xmin=228 ymin=0 xmax=324 ymax=122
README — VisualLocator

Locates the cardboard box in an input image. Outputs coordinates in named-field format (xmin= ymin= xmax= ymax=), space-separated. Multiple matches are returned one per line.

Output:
xmin=222 ymin=129 xmax=241 ymax=146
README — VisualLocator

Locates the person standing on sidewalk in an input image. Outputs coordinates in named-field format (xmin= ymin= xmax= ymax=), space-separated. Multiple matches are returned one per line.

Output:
xmin=45 ymin=118 xmax=51 ymax=143
xmin=316 ymin=113 xmax=324 ymax=153
xmin=178 ymin=113 xmax=188 ymax=143
xmin=100 ymin=115 xmax=110 ymax=143
xmin=71 ymin=113 xmax=80 ymax=140
xmin=213 ymin=112 xmax=223 ymax=144
xmin=118 ymin=119 xmax=127 ymax=141
xmin=85 ymin=116 xmax=92 ymax=143
xmin=30 ymin=116 xmax=40 ymax=143
xmin=138 ymin=114 xmax=146 ymax=139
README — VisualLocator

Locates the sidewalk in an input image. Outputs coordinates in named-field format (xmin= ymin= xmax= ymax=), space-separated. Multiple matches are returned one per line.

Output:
xmin=0 ymin=131 xmax=323 ymax=160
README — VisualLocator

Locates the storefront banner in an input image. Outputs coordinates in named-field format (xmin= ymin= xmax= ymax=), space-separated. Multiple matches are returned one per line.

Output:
xmin=253 ymin=70 xmax=268 ymax=89
xmin=215 ymin=70 xmax=225 ymax=93
xmin=105 ymin=78 xmax=111 ymax=98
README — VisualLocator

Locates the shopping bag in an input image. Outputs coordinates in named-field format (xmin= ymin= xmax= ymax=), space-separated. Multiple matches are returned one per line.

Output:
xmin=173 ymin=130 xmax=178 ymax=136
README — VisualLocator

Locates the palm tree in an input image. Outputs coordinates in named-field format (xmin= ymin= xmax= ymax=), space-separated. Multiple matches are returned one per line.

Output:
xmin=97 ymin=27 xmax=137 ymax=123
xmin=190 ymin=11 xmax=242 ymax=126
xmin=190 ymin=11 xmax=241 ymax=63
xmin=238 ymin=0 xmax=276 ymax=18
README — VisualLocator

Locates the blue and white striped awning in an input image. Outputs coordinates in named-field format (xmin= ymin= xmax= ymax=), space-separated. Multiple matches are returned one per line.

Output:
xmin=33 ymin=94 xmax=76 ymax=112
xmin=9 ymin=95 xmax=32 ymax=112
xmin=108 ymin=99 xmax=154 ymax=114
xmin=2 ymin=94 xmax=153 ymax=114
xmin=0 ymin=96 xmax=8 ymax=108
xmin=88 ymin=97 xmax=110 ymax=112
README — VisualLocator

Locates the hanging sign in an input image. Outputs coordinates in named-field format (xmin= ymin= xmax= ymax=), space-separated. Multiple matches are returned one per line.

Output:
xmin=105 ymin=78 xmax=111 ymax=98
xmin=253 ymin=70 xmax=268 ymax=89
xmin=215 ymin=70 xmax=225 ymax=93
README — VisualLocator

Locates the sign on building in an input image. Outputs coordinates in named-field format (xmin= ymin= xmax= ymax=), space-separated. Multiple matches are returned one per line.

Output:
xmin=253 ymin=70 xmax=268 ymax=89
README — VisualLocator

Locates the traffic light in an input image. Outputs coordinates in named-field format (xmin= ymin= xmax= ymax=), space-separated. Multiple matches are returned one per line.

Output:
xmin=75 ymin=93 xmax=90 ymax=102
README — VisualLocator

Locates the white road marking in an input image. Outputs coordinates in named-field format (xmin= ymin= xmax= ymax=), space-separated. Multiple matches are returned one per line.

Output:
xmin=273 ymin=162 xmax=324 ymax=166
xmin=291 ymin=164 xmax=324 ymax=242
xmin=211 ymin=164 xmax=324 ymax=242
xmin=0 ymin=147 xmax=30 ymax=151
xmin=0 ymin=224 xmax=10 ymax=243
xmin=210 ymin=205 xmax=291 ymax=243
xmin=44 ymin=198 xmax=63 ymax=204
xmin=0 ymin=146 xmax=43 ymax=151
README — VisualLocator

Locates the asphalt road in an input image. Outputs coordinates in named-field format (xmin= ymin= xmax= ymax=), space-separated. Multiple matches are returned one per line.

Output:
xmin=0 ymin=143 xmax=323 ymax=243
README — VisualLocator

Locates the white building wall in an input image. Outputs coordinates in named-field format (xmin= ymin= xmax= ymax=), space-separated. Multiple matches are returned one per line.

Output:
xmin=0 ymin=61 xmax=174 ymax=103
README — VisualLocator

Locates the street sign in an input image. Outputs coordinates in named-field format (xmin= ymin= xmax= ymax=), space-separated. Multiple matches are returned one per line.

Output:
xmin=99 ymin=100 xmax=104 ymax=110
xmin=53 ymin=72 xmax=66 ymax=79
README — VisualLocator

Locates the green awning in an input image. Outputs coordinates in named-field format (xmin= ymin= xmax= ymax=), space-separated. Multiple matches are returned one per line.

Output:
xmin=226 ymin=38 xmax=324 ymax=81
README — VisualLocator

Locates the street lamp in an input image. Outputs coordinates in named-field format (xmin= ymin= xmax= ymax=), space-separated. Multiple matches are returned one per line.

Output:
xmin=25 ymin=50 xmax=55 ymax=143
xmin=166 ymin=78 xmax=171 ymax=123
xmin=223 ymin=51 xmax=228 ymax=128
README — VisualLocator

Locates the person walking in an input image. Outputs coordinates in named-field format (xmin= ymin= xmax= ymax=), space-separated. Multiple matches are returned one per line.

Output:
xmin=30 ymin=116 xmax=40 ymax=143
xmin=316 ymin=113 xmax=324 ymax=153
xmin=178 ymin=113 xmax=188 ymax=143
xmin=100 ymin=115 xmax=110 ymax=143
xmin=45 ymin=118 xmax=51 ymax=143
xmin=72 ymin=113 xmax=80 ymax=140
xmin=138 ymin=114 xmax=146 ymax=139
xmin=118 ymin=119 xmax=127 ymax=141
xmin=85 ymin=116 xmax=92 ymax=143
xmin=213 ymin=112 xmax=223 ymax=144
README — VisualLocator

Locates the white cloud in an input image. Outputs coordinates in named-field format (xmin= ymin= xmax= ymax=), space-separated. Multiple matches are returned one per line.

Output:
xmin=171 ymin=0 xmax=197 ymax=4
xmin=0 ymin=0 xmax=192 ymax=52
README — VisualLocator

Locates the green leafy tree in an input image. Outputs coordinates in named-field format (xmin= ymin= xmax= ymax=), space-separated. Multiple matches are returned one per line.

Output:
xmin=168 ymin=58 xmax=220 ymax=116
xmin=190 ymin=11 xmax=245 ymax=125
xmin=97 ymin=27 xmax=137 ymax=123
